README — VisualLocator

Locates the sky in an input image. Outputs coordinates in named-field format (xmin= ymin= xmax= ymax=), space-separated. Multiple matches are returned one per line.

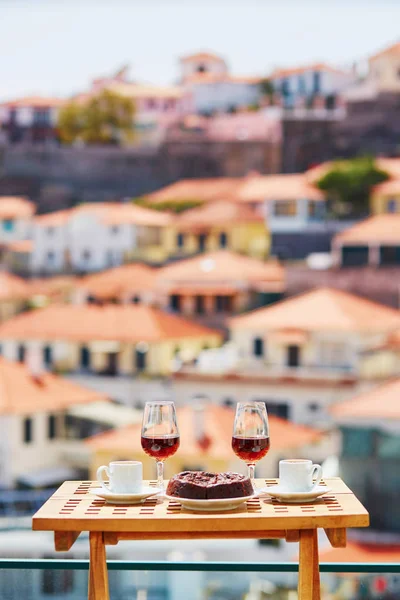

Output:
xmin=1 ymin=0 xmax=400 ymax=100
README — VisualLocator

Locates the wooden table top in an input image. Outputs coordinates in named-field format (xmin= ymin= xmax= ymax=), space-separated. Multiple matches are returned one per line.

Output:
xmin=32 ymin=478 xmax=369 ymax=537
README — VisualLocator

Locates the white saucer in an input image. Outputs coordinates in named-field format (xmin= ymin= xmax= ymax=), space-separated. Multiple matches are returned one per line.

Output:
xmin=261 ymin=485 xmax=331 ymax=503
xmin=89 ymin=485 xmax=162 ymax=505
xmin=165 ymin=493 xmax=257 ymax=512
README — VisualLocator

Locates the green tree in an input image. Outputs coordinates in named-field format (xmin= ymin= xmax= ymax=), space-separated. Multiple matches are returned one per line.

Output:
xmin=259 ymin=78 xmax=275 ymax=104
xmin=316 ymin=156 xmax=389 ymax=217
xmin=58 ymin=89 xmax=135 ymax=145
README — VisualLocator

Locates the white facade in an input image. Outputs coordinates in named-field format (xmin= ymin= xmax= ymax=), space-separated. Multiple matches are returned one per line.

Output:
xmin=0 ymin=215 xmax=32 ymax=244
xmin=263 ymin=198 xmax=326 ymax=233
xmin=188 ymin=81 xmax=261 ymax=113
xmin=31 ymin=213 xmax=136 ymax=274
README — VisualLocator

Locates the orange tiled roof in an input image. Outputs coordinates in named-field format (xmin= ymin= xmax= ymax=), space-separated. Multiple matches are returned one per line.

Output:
xmin=0 ymin=304 xmax=222 ymax=343
xmin=173 ymin=199 xmax=264 ymax=230
xmin=158 ymin=251 xmax=284 ymax=288
xmin=230 ymin=287 xmax=400 ymax=333
xmin=238 ymin=173 xmax=325 ymax=202
xmin=369 ymin=41 xmax=400 ymax=62
xmin=334 ymin=215 xmax=400 ymax=244
xmin=0 ymin=357 xmax=105 ymax=415
xmin=144 ymin=178 xmax=243 ymax=205
xmin=0 ymin=197 xmax=35 ymax=219
xmin=29 ymin=276 xmax=77 ymax=299
xmin=330 ymin=377 xmax=400 ymax=420
xmin=372 ymin=178 xmax=400 ymax=196
xmin=269 ymin=62 xmax=347 ymax=79
xmin=0 ymin=272 xmax=30 ymax=301
xmin=86 ymin=404 xmax=321 ymax=456
xmin=79 ymin=264 xmax=157 ymax=299
xmin=0 ymin=96 xmax=65 ymax=108
xmin=35 ymin=203 xmax=171 ymax=228
xmin=6 ymin=239 xmax=33 ymax=253
xmin=180 ymin=52 xmax=225 ymax=64
xmin=321 ymin=541 xmax=400 ymax=562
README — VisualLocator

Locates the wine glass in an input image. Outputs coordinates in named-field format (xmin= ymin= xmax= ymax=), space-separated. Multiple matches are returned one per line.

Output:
xmin=141 ymin=401 xmax=180 ymax=491
xmin=232 ymin=402 xmax=270 ymax=483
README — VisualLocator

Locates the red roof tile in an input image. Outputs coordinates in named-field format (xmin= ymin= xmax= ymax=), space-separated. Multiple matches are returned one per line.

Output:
xmin=0 ymin=357 xmax=105 ymax=415
xmin=35 ymin=203 xmax=171 ymax=227
xmin=334 ymin=215 xmax=400 ymax=244
xmin=330 ymin=377 xmax=400 ymax=420
xmin=79 ymin=264 xmax=157 ymax=299
xmin=0 ymin=304 xmax=222 ymax=343
xmin=0 ymin=272 xmax=30 ymax=300
xmin=0 ymin=197 xmax=35 ymax=219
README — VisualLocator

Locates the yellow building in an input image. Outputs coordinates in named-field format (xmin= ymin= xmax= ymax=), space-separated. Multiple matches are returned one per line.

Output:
xmin=370 ymin=178 xmax=400 ymax=215
xmin=86 ymin=404 xmax=323 ymax=480
xmin=0 ymin=304 xmax=222 ymax=376
xmin=163 ymin=199 xmax=269 ymax=260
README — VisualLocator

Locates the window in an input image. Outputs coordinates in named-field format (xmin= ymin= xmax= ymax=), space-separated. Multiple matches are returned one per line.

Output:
xmin=253 ymin=337 xmax=264 ymax=357
xmin=170 ymin=294 xmax=181 ymax=312
xmin=298 ymin=75 xmax=306 ymax=94
xmin=80 ymin=346 xmax=90 ymax=370
xmin=48 ymin=414 xmax=57 ymax=440
xmin=319 ymin=341 xmax=348 ymax=368
xmin=387 ymin=198 xmax=398 ymax=213
xmin=47 ymin=250 xmax=55 ymax=263
xmin=197 ymin=64 xmax=207 ymax=73
xmin=281 ymin=78 xmax=290 ymax=97
xmin=308 ymin=402 xmax=320 ymax=413
xmin=380 ymin=245 xmax=400 ymax=266
xmin=341 ymin=245 xmax=369 ymax=267
xmin=17 ymin=344 xmax=25 ymax=363
xmin=47 ymin=227 xmax=54 ymax=236
xmin=287 ymin=345 xmax=301 ymax=367
xmin=0 ymin=345 xmax=2 ymax=355
xmin=82 ymin=249 xmax=91 ymax=260
xmin=43 ymin=345 xmax=52 ymax=367
xmin=273 ymin=200 xmax=297 ymax=217
xmin=131 ymin=295 xmax=140 ymax=304
xmin=110 ymin=225 xmax=119 ymax=234
xmin=147 ymin=98 xmax=156 ymax=110
xmin=2 ymin=219 xmax=14 ymax=232
xmin=33 ymin=108 xmax=50 ymax=125
xmin=219 ymin=232 xmax=228 ymax=248
xmin=312 ymin=71 xmax=321 ymax=94
xmin=195 ymin=295 xmax=205 ymax=315
xmin=23 ymin=417 xmax=33 ymax=443
xmin=308 ymin=201 xmax=322 ymax=219
xmin=215 ymin=295 xmax=232 ymax=312
xmin=176 ymin=232 xmax=185 ymax=248
xmin=198 ymin=233 xmax=208 ymax=252
xmin=260 ymin=401 xmax=289 ymax=420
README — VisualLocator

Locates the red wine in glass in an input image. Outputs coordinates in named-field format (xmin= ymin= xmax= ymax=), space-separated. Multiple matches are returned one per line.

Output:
xmin=232 ymin=435 xmax=270 ymax=462
xmin=141 ymin=435 xmax=180 ymax=460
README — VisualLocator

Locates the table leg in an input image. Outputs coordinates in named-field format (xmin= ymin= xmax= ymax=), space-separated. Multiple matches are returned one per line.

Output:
xmin=88 ymin=532 xmax=110 ymax=600
xmin=298 ymin=529 xmax=320 ymax=600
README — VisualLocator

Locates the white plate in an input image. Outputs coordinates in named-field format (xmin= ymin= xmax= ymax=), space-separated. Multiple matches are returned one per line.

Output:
xmin=261 ymin=484 xmax=331 ymax=503
xmin=165 ymin=493 xmax=257 ymax=512
xmin=89 ymin=485 xmax=162 ymax=505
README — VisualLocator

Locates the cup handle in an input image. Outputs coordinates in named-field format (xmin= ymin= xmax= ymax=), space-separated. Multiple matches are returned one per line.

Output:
xmin=311 ymin=464 xmax=323 ymax=490
xmin=97 ymin=465 xmax=111 ymax=492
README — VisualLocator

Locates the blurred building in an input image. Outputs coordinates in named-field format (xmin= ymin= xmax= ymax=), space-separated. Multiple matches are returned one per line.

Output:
xmin=0 ymin=196 xmax=35 ymax=244
xmin=332 ymin=215 xmax=400 ymax=267
xmin=164 ymin=199 xmax=269 ymax=260
xmin=0 ymin=97 xmax=64 ymax=144
xmin=31 ymin=202 xmax=171 ymax=274
xmin=86 ymin=404 xmax=323 ymax=480
xmin=269 ymin=63 xmax=354 ymax=109
xmin=173 ymin=288 xmax=400 ymax=425
xmin=156 ymin=250 xmax=284 ymax=328
xmin=0 ymin=355 xmax=112 ymax=488
xmin=371 ymin=178 xmax=400 ymax=214
xmin=179 ymin=52 xmax=261 ymax=114
xmin=331 ymin=378 xmax=400 ymax=533
xmin=0 ymin=304 xmax=222 ymax=376
xmin=75 ymin=263 xmax=158 ymax=305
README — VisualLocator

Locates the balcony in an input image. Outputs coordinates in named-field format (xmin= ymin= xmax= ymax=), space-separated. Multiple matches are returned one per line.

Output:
xmin=0 ymin=558 xmax=398 ymax=599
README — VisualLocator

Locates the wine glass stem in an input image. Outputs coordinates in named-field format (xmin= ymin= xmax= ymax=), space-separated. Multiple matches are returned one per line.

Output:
xmin=248 ymin=463 xmax=255 ymax=482
xmin=156 ymin=460 xmax=164 ymax=490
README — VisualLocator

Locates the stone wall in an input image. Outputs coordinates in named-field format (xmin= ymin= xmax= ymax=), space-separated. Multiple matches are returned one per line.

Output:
xmin=0 ymin=139 xmax=281 ymax=212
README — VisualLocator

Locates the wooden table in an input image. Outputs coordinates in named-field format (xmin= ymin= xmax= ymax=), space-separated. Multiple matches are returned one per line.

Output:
xmin=32 ymin=477 xmax=369 ymax=600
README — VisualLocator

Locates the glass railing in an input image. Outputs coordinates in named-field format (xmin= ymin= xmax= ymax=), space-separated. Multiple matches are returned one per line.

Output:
xmin=0 ymin=560 xmax=398 ymax=600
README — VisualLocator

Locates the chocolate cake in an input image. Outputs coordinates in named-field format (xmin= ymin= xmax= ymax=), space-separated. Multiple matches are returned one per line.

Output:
xmin=166 ymin=471 xmax=253 ymax=499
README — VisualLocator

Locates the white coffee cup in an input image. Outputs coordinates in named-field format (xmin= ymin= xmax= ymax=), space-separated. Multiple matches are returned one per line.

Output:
xmin=97 ymin=461 xmax=143 ymax=494
xmin=279 ymin=459 xmax=322 ymax=492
